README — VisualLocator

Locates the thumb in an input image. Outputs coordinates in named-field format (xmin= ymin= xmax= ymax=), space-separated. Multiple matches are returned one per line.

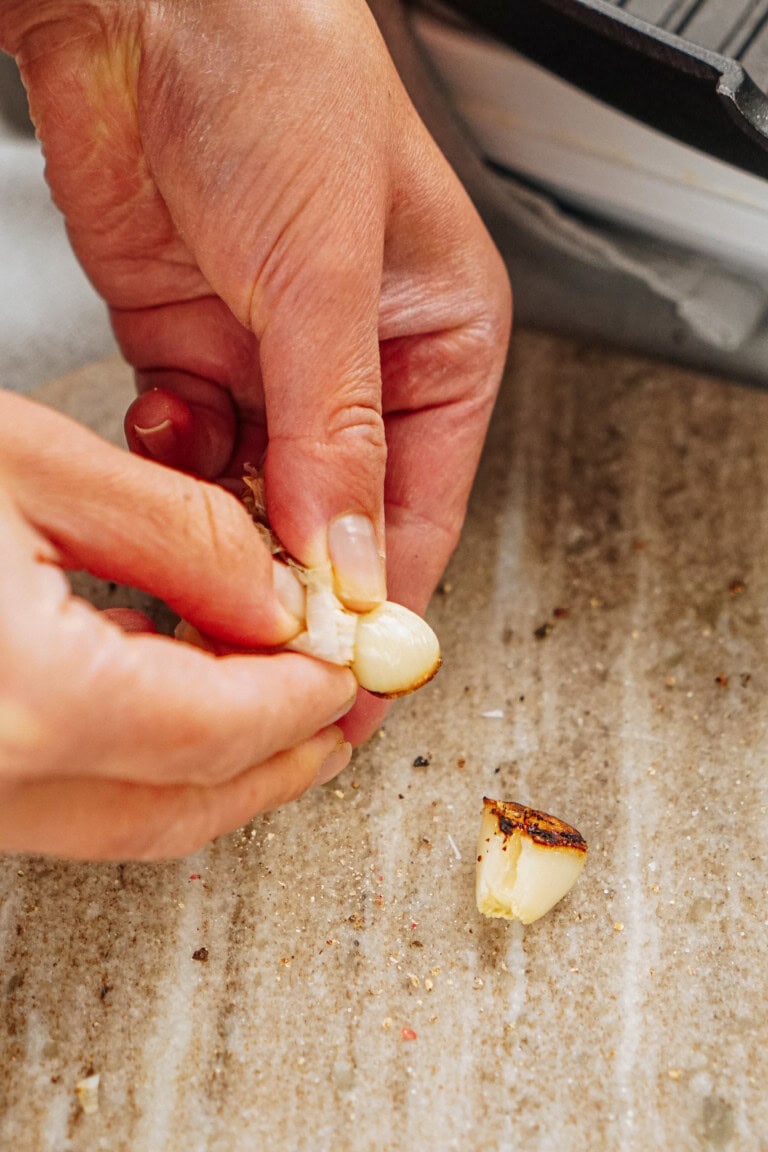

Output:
xmin=135 ymin=0 xmax=392 ymax=613
xmin=255 ymin=233 xmax=389 ymax=614
xmin=1 ymin=392 xmax=302 ymax=646
xmin=118 ymin=258 xmax=390 ymax=620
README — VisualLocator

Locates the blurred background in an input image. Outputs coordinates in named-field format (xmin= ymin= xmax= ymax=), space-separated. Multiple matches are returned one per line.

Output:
xmin=406 ymin=1 xmax=768 ymax=386
xmin=2 ymin=0 xmax=768 ymax=394
xmin=0 ymin=52 xmax=117 ymax=393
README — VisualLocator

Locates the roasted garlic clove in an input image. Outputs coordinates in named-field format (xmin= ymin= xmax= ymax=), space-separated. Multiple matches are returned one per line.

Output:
xmin=476 ymin=798 xmax=587 ymax=924
xmin=177 ymin=473 xmax=443 ymax=698
xmin=352 ymin=601 xmax=442 ymax=698
xmin=283 ymin=566 xmax=440 ymax=697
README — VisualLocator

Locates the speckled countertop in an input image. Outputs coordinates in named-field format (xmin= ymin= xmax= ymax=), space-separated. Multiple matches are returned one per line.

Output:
xmin=1 ymin=331 xmax=767 ymax=1151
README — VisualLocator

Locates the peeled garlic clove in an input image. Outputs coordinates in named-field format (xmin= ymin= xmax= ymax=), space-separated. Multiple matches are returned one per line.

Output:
xmin=476 ymin=798 xmax=587 ymax=924
xmin=288 ymin=594 xmax=441 ymax=696
xmin=237 ymin=472 xmax=440 ymax=695
xmin=352 ymin=601 xmax=441 ymax=697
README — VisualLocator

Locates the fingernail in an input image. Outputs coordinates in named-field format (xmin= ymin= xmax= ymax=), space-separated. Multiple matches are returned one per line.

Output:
xmin=134 ymin=418 xmax=172 ymax=437
xmin=314 ymin=735 xmax=353 ymax=787
xmin=174 ymin=620 xmax=209 ymax=649
xmin=272 ymin=562 xmax=305 ymax=625
xmin=328 ymin=513 xmax=386 ymax=612
xmin=133 ymin=419 xmax=176 ymax=460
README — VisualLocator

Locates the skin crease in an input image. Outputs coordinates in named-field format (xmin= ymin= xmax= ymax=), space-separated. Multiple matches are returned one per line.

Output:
xmin=0 ymin=0 xmax=511 ymax=859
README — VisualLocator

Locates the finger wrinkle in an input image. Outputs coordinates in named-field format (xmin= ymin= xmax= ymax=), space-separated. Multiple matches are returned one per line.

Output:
xmin=272 ymin=407 xmax=387 ymax=459
xmin=244 ymin=176 xmax=328 ymax=335
xmin=110 ymin=290 xmax=218 ymax=319
xmin=200 ymin=481 xmax=224 ymax=557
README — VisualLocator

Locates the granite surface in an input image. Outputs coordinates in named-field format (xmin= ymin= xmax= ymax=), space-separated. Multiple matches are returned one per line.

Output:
xmin=1 ymin=332 xmax=767 ymax=1151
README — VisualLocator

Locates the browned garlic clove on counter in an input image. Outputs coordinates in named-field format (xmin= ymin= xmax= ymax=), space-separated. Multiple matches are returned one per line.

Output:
xmin=476 ymin=799 xmax=587 ymax=924
xmin=75 ymin=1073 xmax=100 ymax=1115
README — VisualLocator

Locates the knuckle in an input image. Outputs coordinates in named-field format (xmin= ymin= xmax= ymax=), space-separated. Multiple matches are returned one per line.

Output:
xmin=326 ymin=401 xmax=388 ymax=466
xmin=489 ymin=266 xmax=514 ymax=347
xmin=457 ymin=244 xmax=513 ymax=370
xmin=471 ymin=274 xmax=513 ymax=366
xmin=457 ymin=297 xmax=513 ymax=413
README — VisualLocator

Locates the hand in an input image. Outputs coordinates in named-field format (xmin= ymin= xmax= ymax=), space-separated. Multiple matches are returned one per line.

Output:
xmin=0 ymin=391 xmax=356 ymax=859
xmin=2 ymin=0 xmax=511 ymax=743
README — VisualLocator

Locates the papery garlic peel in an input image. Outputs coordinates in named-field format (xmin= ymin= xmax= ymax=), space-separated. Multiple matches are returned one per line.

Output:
xmin=476 ymin=798 xmax=587 ymax=924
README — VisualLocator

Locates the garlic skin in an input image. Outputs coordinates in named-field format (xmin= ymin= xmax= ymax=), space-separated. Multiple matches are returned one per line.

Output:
xmin=286 ymin=566 xmax=357 ymax=666
xmin=476 ymin=799 xmax=587 ymax=924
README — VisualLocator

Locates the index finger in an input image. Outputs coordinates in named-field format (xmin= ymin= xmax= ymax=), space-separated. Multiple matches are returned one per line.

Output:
xmin=6 ymin=592 xmax=356 ymax=789
xmin=0 ymin=390 xmax=300 ymax=647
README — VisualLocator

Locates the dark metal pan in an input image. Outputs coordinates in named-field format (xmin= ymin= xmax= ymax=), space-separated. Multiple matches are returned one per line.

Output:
xmin=422 ymin=0 xmax=768 ymax=178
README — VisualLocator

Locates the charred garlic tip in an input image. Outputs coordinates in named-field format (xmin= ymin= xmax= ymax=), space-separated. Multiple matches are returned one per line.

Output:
xmin=476 ymin=798 xmax=587 ymax=924
xmin=352 ymin=601 xmax=442 ymax=698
